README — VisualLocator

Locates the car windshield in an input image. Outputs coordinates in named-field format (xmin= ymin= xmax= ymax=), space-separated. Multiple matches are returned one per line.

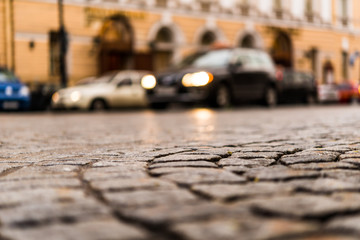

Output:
xmin=175 ymin=49 xmax=232 ymax=69
xmin=91 ymin=72 xmax=118 ymax=84
xmin=0 ymin=70 xmax=18 ymax=83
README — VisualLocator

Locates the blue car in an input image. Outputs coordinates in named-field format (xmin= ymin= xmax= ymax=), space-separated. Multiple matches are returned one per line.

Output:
xmin=0 ymin=68 xmax=31 ymax=111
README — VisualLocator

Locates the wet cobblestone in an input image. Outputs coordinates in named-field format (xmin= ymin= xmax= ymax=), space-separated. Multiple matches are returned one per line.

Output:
xmin=2 ymin=106 xmax=360 ymax=239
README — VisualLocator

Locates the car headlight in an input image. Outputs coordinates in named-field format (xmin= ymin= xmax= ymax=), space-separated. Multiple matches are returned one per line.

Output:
xmin=52 ymin=92 xmax=60 ymax=103
xmin=182 ymin=71 xmax=214 ymax=87
xmin=141 ymin=75 xmax=157 ymax=89
xmin=70 ymin=91 xmax=81 ymax=102
xmin=19 ymin=86 xmax=30 ymax=96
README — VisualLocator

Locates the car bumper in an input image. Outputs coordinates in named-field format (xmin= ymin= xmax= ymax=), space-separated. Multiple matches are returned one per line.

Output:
xmin=0 ymin=94 xmax=31 ymax=110
xmin=146 ymin=87 xmax=209 ymax=104
xmin=51 ymin=99 xmax=89 ymax=110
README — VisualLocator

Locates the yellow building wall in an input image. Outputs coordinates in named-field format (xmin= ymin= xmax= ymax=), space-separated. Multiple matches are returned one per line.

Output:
xmin=0 ymin=0 xmax=5 ymax=66
xmin=9 ymin=0 xmax=360 ymax=86
xmin=15 ymin=40 xmax=48 ymax=83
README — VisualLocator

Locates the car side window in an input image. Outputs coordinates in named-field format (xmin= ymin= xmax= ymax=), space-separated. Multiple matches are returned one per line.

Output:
xmin=117 ymin=78 xmax=132 ymax=87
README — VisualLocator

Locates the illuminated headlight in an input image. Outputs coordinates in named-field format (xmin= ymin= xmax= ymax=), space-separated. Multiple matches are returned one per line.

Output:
xmin=52 ymin=92 xmax=60 ymax=103
xmin=19 ymin=86 xmax=30 ymax=96
xmin=182 ymin=71 xmax=214 ymax=87
xmin=141 ymin=75 xmax=157 ymax=89
xmin=70 ymin=91 xmax=81 ymax=102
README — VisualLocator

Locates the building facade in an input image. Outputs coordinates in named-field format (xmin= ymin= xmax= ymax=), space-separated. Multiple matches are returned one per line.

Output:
xmin=1 ymin=0 xmax=360 ymax=86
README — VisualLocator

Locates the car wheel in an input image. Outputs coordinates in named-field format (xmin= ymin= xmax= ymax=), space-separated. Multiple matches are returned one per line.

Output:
xmin=264 ymin=87 xmax=277 ymax=108
xmin=213 ymin=84 xmax=231 ymax=108
xmin=90 ymin=99 xmax=107 ymax=111
xmin=150 ymin=102 xmax=168 ymax=109
xmin=305 ymin=93 xmax=317 ymax=105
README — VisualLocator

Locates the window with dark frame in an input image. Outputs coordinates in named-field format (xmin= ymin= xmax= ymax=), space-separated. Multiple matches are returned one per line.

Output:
xmin=49 ymin=31 xmax=60 ymax=76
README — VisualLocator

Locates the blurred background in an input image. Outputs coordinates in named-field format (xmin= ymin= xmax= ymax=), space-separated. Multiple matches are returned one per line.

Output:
xmin=1 ymin=0 xmax=360 ymax=110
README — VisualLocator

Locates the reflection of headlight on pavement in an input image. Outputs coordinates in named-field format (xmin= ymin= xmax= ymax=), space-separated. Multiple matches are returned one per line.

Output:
xmin=182 ymin=71 xmax=213 ymax=87
xmin=70 ymin=91 xmax=81 ymax=102
xmin=19 ymin=86 xmax=30 ymax=96
xmin=141 ymin=75 xmax=157 ymax=89
xmin=52 ymin=92 xmax=60 ymax=103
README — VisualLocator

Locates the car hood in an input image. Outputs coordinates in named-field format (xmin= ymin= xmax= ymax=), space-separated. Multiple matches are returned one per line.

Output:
xmin=58 ymin=83 xmax=113 ymax=95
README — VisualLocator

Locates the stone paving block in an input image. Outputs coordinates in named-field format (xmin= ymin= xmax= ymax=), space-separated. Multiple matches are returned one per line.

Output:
xmin=341 ymin=158 xmax=360 ymax=166
xmin=84 ymin=166 xmax=148 ymax=181
xmin=218 ymin=158 xmax=276 ymax=167
xmin=339 ymin=151 xmax=360 ymax=159
xmin=90 ymin=178 xmax=176 ymax=192
xmin=305 ymin=146 xmax=352 ymax=153
xmin=36 ymin=158 xmax=94 ymax=166
xmin=141 ymin=148 xmax=191 ymax=158
xmin=160 ymin=168 xmax=246 ymax=185
xmin=0 ymin=178 xmax=81 ymax=191
xmin=152 ymin=154 xmax=221 ymax=164
xmin=327 ymin=215 xmax=360 ymax=234
xmin=289 ymin=162 xmax=358 ymax=171
xmin=280 ymin=152 xmax=340 ymax=165
xmin=245 ymin=165 xmax=321 ymax=181
xmin=322 ymin=170 xmax=360 ymax=183
xmin=173 ymin=217 xmax=320 ymax=240
xmin=292 ymin=178 xmax=360 ymax=193
xmin=0 ymin=166 xmax=78 ymax=181
xmin=105 ymin=189 xmax=199 ymax=208
xmin=149 ymin=160 xmax=218 ymax=169
xmin=191 ymin=182 xmax=295 ymax=200
xmin=0 ymin=188 xmax=86 ymax=208
xmin=122 ymin=201 xmax=249 ymax=225
xmin=0 ymin=199 xmax=110 ymax=227
xmin=1 ymin=217 xmax=148 ymax=240
xmin=239 ymin=145 xmax=303 ymax=154
xmin=231 ymin=152 xmax=283 ymax=159
xmin=251 ymin=193 xmax=360 ymax=219
xmin=188 ymin=147 xmax=242 ymax=156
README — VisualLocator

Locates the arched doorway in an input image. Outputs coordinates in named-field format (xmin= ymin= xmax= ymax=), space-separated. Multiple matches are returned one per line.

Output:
xmin=240 ymin=34 xmax=256 ymax=49
xmin=98 ymin=15 xmax=134 ymax=74
xmin=200 ymin=31 xmax=217 ymax=47
xmin=152 ymin=27 xmax=174 ymax=72
xmin=271 ymin=32 xmax=293 ymax=68
xmin=323 ymin=61 xmax=334 ymax=84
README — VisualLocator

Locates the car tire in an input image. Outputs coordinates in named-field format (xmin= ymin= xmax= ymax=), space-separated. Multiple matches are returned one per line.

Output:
xmin=212 ymin=83 xmax=231 ymax=108
xmin=150 ymin=102 xmax=168 ymax=110
xmin=90 ymin=99 xmax=107 ymax=111
xmin=263 ymin=87 xmax=277 ymax=108
xmin=305 ymin=93 xmax=317 ymax=105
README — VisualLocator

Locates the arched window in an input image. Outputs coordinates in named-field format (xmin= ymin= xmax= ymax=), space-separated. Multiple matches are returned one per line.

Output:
xmin=152 ymin=27 xmax=174 ymax=72
xmin=240 ymin=34 xmax=256 ymax=49
xmin=200 ymin=31 xmax=217 ymax=46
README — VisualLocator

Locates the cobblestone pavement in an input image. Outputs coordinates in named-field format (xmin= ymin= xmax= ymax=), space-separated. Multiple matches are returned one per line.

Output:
xmin=2 ymin=105 xmax=360 ymax=239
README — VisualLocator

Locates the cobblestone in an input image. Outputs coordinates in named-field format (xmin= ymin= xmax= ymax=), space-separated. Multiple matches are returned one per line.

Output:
xmin=2 ymin=106 xmax=360 ymax=239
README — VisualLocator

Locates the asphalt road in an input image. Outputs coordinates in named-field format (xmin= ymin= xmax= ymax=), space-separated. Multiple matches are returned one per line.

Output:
xmin=2 ymin=105 xmax=360 ymax=239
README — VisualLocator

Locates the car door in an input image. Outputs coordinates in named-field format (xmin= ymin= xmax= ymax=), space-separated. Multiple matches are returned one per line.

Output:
xmin=110 ymin=72 xmax=147 ymax=107
xmin=109 ymin=73 xmax=134 ymax=107
xmin=230 ymin=51 xmax=258 ymax=101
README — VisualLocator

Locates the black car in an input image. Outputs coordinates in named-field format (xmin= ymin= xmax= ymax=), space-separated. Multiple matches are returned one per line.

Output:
xmin=277 ymin=69 xmax=318 ymax=104
xmin=141 ymin=48 xmax=278 ymax=108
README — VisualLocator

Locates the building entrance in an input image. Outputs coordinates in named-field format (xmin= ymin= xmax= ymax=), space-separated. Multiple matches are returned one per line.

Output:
xmin=271 ymin=32 xmax=293 ymax=68
xmin=98 ymin=15 xmax=133 ymax=74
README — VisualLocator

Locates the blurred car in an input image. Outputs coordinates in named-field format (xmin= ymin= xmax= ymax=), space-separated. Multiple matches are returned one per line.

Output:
xmin=51 ymin=70 xmax=149 ymax=110
xmin=277 ymin=69 xmax=318 ymax=104
xmin=29 ymin=82 xmax=59 ymax=111
xmin=337 ymin=82 xmax=359 ymax=103
xmin=142 ymin=47 xmax=278 ymax=108
xmin=318 ymin=84 xmax=339 ymax=103
xmin=0 ymin=68 xmax=30 ymax=111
